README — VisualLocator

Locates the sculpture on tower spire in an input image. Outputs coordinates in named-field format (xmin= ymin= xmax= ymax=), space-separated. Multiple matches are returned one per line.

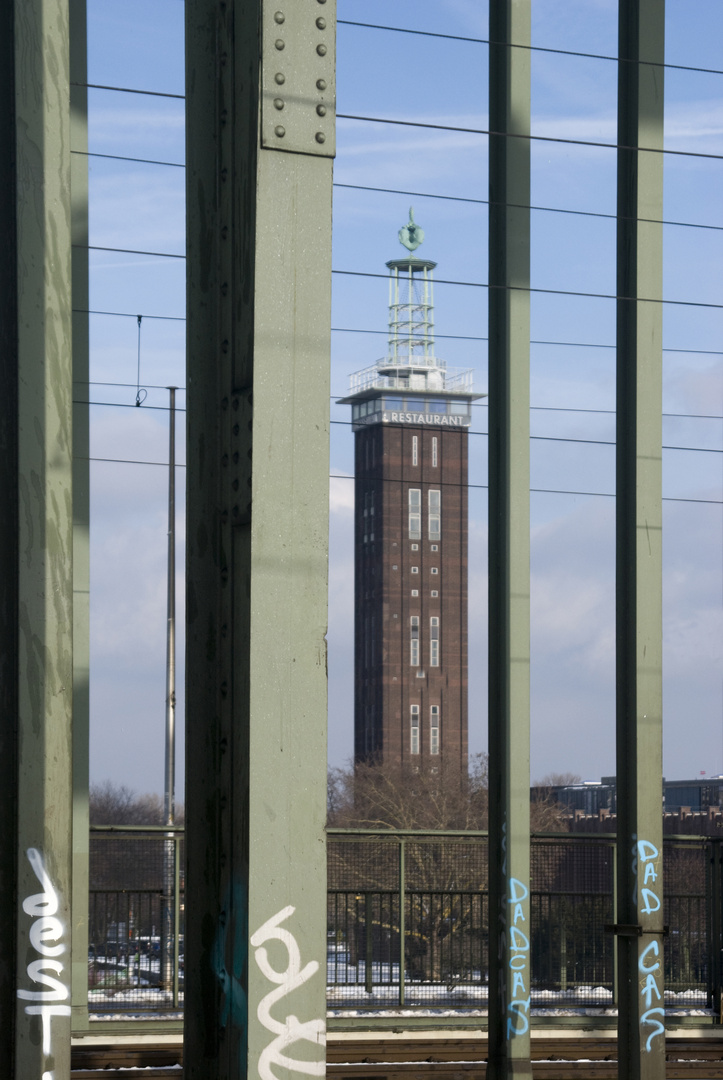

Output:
xmin=398 ymin=206 xmax=425 ymax=253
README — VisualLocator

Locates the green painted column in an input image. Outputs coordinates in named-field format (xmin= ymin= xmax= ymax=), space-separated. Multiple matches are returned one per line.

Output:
xmin=0 ymin=0 xmax=74 ymax=1077
xmin=487 ymin=0 xmax=532 ymax=1077
xmin=70 ymin=0 xmax=91 ymax=1034
xmin=184 ymin=1 xmax=333 ymax=1077
xmin=615 ymin=1 xmax=666 ymax=1077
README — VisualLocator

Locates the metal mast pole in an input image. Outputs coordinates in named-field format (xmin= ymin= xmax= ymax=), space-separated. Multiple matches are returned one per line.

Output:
xmin=165 ymin=386 xmax=177 ymax=828
xmin=162 ymin=387 xmax=177 ymax=994
xmin=615 ymin=1 xmax=666 ymax=1077
xmin=487 ymin=0 xmax=533 ymax=1075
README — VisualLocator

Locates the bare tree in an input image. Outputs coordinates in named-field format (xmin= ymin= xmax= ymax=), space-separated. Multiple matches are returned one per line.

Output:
xmin=328 ymin=753 xmax=489 ymax=832
xmin=89 ymin=780 xmax=184 ymax=825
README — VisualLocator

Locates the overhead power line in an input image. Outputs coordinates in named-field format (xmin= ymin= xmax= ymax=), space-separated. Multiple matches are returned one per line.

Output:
xmin=83 ymin=456 xmax=722 ymax=505
xmin=337 ymin=20 xmax=723 ymax=78
xmin=337 ymin=112 xmax=723 ymax=164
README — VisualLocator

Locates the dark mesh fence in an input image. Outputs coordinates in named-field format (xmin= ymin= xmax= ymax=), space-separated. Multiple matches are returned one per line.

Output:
xmin=530 ymin=838 xmax=614 ymax=1006
xmin=327 ymin=832 xmax=715 ymax=1013
xmin=664 ymin=840 xmax=709 ymax=1002
xmin=88 ymin=829 xmax=184 ymax=1012
xmin=87 ymin=829 xmax=716 ymax=1015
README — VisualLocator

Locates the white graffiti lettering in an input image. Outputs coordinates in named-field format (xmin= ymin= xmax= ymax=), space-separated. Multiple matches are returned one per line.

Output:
xmin=250 ymin=906 xmax=326 ymax=1080
xmin=17 ymin=849 xmax=70 ymax=1060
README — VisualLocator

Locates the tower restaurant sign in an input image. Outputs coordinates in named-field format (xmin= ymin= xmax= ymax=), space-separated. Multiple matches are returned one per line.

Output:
xmin=384 ymin=410 xmax=470 ymax=427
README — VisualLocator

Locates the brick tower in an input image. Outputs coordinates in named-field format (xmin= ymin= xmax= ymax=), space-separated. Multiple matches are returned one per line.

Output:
xmin=340 ymin=211 xmax=481 ymax=773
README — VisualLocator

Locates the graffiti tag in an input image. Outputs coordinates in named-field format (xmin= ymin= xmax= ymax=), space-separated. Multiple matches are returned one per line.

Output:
xmin=250 ymin=905 xmax=326 ymax=1080
xmin=17 ymin=848 xmax=70 ymax=1070
xmin=634 ymin=839 xmax=664 ymax=1052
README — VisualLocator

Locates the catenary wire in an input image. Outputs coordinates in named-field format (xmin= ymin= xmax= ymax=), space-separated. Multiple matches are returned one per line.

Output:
xmin=77 ymin=400 xmax=721 ymax=455
xmin=337 ymin=20 xmax=723 ymax=78
xmin=76 ymin=383 xmax=722 ymax=423
xmin=72 ymin=81 xmax=184 ymax=100
xmin=333 ymin=182 xmax=723 ymax=235
xmin=72 ymin=150 xmax=184 ymax=168
xmin=71 ymin=310 xmax=723 ymax=369
xmin=68 ymin=159 xmax=723 ymax=235
xmin=337 ymin=112 xmax=723 ymax=164
xmin=332 ymin=268 xmax=723 ymax=311
xmin=84 ymin=456 xmax=722 ymax=505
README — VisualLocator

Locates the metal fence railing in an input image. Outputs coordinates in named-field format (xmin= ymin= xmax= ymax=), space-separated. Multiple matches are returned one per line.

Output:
xmin=326 ymin=832 xmax=718 ymax=1013
xmin=88 ymin=827 xmax=184 ymax=1013
xmin=87 ymin=828 xmax=720 ymax=1016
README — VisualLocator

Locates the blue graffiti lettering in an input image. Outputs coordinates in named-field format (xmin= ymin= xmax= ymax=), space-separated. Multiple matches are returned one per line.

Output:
xmin=508 ymin=878 xmax=528 ymax=902
xmin=635 ymin=843 xmax=663 ymax=1052
xmin=641 ymin=973 xmax=662 ymax=1009
xmin=641 ymin=1008 xmax=665 ymax=1052
xmin=637 ymin=840 xmax=659 ymax=863
xmin=643 ymin=862 xmax=657 ymax=885
xmin=640 ymin=889 xmax=661 ymax=915
xmin=509 ymin=926 xmax=529 ymax=952
xmin=639 ymin=939 xmax=660 ymax=973
xmin=506 ymin=998 xmax=530 ymax=1039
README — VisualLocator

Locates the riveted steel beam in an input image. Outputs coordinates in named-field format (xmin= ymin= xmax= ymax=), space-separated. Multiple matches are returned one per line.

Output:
xmin=615 ymin=1 xmax=666 ymax=1076
xmin=184 ymin=1 xmax=333 ymax=1076
xmin=0 ymin=0 xmax=74 ymax=1076
xmin=487 ymin=0 xmax=533 ymax=1076
xmin=70 ymin=0 xmax=91 ymax=1035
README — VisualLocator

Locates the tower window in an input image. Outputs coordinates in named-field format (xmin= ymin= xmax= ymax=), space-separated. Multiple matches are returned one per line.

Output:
xmin=429 ymin=490 xmax=440 ymax=541
xmin=411 ymin=543 xmax=418 ymax=551
xmin=430 ymin=706 xmax=440 ymax=755
xmin=411 ymin=589 xmax=419 ymax=597
xmin=431 ymin=567 xmax=438 ymax=575
xmin=408 ymin=489 xmax=421 ymax=539
xmin=431 ymin=590 xmax=438 ymax=598
xmin=430 ymin=617 xmax=439 ymax=667
xmin=432 ymin=437 xmax=438 ymax=468
xmin=412 ymin=435 xmax=418 ymax=467
xmin=411 ymin=566 xmax=419 ymax=574
xmin=410 ymin=616 xmax=419 ymax=666
xmin=410 ymin=705 xmax=420 ymax=755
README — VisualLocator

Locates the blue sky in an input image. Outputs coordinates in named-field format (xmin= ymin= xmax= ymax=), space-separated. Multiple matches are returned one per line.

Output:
xmin=84 ymin=0 xmax=722 ymax=797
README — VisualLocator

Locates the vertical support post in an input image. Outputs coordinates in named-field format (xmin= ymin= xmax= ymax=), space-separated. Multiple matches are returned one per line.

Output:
xmin=0 ymin=0 xmax=74 ymax=1076
xmin=162 ymin=386 xmax=176 ymax=993
xmin=399 ymin=837 xmax=406 ymax=1007
xmin=710 ymin=840 xmax=722 ymax=1016
xmin=365 ymin=893 xmax=373 ymax=994
xmin=615 ymin=1 xmax=665 ymax=1075
xmin=70 ymin=0 xmax=91 ymax=1034
xmin=487 ymin=0 xmax=532 ymax=1077
xmin=173 ymin=833 xmax=181 ymax=1009
xmin=184 ymin=0 xmax=334 ymax=1076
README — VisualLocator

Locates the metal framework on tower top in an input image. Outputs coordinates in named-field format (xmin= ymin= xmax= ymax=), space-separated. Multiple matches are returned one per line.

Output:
xmin=347 ymin=207 xmax=475 ymax=398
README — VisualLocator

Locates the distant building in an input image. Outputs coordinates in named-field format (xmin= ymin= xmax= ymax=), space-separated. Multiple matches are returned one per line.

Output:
xmin=340 ymin=211 xmax=483 ymax=772
xmin=538 ymin=775 xmax=723 ymax=815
